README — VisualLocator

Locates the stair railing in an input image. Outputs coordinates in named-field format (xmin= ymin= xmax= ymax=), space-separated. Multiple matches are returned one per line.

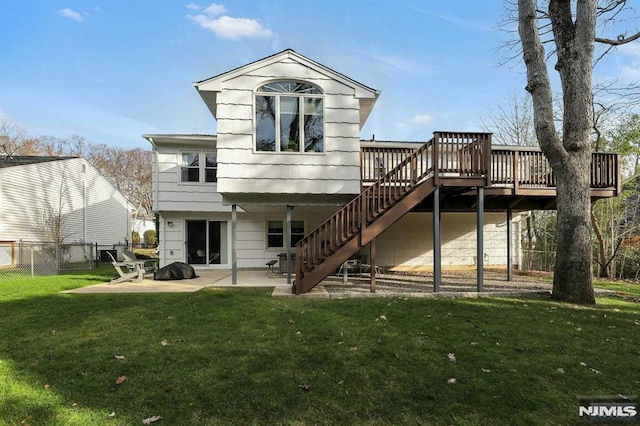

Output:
xmin=295 ymin=138 xmax=435 ymax=278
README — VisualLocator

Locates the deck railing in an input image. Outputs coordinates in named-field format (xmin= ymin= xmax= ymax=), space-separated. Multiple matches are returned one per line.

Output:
xmin=297 ymin=138 xmax=435 ymax=275
xmin=363 ymin=144 xmax=619 ymax=190
xmin=297 ymin=132 xmax=493 ymax=282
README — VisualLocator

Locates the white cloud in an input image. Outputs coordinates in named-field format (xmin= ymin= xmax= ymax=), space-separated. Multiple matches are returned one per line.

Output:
xmin=57 ymin=8 xmax=84 ymax=22
xmin=411 ymin=114 xmax=435 ymax=125
xmin=202 ymin=3 xmax=226 ymax=15
xmin=188 ymin=13 xmax=274 ymax=40
xmin=186 ymin=3 xmax=202 ymax=11
xmin=0 ymin=108 xmax=8 ymax=121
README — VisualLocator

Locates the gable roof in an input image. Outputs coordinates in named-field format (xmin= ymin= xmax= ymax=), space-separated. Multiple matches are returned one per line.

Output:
xmin=194 ymin=49 xmax=380 ymax=127
xmin=0 ymin=156 xmax=77 ymax=169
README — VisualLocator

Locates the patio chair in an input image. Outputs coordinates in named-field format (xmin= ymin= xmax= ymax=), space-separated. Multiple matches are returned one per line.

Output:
xmin=122 ymin=249 xmax=158 ymax=273
xmin=106 ymin=251 xmax=145 ymax=284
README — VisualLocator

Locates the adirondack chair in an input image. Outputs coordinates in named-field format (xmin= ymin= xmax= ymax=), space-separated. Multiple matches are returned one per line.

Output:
xmin=106 ymin=251 xmax=145 ymax=284
xmin=122 ymin=249 xmax=158 ymax=273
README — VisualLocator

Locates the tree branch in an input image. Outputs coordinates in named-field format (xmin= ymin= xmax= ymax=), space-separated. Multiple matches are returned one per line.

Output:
xmin=595 ymin=32 xmax=640 ymax=45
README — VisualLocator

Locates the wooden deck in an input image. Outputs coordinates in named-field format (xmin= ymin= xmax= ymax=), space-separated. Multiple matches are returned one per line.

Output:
xmin=293 ymin=132 xmax=620 ymax=294
xmin=361 ymin=137 xmax=620 ymax=211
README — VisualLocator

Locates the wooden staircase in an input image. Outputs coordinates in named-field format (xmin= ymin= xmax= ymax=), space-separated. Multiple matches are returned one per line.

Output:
xmin=292 ymin=132 xmax=492 ymax=294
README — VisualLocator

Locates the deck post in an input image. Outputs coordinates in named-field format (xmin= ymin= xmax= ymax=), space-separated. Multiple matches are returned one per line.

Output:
xmin=507 ymin=209 xmax=513 ymax=282
xmin=433 ymin=132 xmax=440 ymax=186
xmin=231 ymin=204 xmax=237 ymax=285
xmin=477 ymin=187 xmax=484 ymax=292
xmin=370 ymin=238 xmax=376 ymax=293
xmin=286 ymin=205 xmax=293 ymax=285
xmin=513 ymin=151 xmax=520 ymax=193
xmin=433 ymin=186 xmax=441 ymax=292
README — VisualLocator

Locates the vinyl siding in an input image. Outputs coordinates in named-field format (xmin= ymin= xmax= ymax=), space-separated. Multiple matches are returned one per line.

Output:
xmin=0 ymin=158 xmax=130 ymax=245
xmin=83 ymin=161 xmax=131 ymax=244
xmin=156 ymin=209 xmax=334 ymax=268
xmin=373 ymin=212 xmax=521 ymax=271
xmin=156 ymin=211 xmax=521 ymax=270
xmin=153 ymin=146 xmax=230 ymax=213
xmin=215 ymin=57 xmax=362 ymax=195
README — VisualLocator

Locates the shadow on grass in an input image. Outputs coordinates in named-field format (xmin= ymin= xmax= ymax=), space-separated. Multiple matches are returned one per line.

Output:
xmin=0 ymin=290 xmax=639 ymax=425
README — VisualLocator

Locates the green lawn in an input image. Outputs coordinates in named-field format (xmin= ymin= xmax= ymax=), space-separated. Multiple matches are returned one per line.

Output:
xmin=0 ymin=269 xmax=638 ymax=425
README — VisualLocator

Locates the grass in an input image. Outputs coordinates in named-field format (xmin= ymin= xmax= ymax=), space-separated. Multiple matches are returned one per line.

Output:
xmin=0 ymin=264 xmax=116 ymax=300
xmin=0 ymin=270 xmax=639 ymax=425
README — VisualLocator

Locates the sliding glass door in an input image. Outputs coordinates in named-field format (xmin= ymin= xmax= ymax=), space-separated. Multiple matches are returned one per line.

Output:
xmin=186 ymin=220 xmax=228 ymax=266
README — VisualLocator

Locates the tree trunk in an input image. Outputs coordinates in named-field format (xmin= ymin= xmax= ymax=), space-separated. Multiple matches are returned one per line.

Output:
xmin=553 ymin=163 xmax=595 ymax=302
xmin=591 ymin=209 xmax=609 ymax=277
xmin=519 ymin=0 xmax=596 ymax=304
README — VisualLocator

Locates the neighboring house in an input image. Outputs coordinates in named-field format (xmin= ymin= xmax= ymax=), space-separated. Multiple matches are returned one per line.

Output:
xmin=0 ymin=156 xmax=132 ymax=251
xmin=145 ymin=49 xmax=620 ymax=294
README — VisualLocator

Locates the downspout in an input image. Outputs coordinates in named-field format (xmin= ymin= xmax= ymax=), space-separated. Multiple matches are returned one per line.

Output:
xmin=149 ymin=137 xmax=161 ymax=260
xmin=82 ymin=161 xmax=87 ymax=243
xmin=148 ymin=137 xmax=160 ymax=212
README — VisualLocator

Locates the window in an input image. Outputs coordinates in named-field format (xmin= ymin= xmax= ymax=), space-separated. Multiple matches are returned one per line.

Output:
xmin=267 ymin=220 xmax=305 ymax=248
xmin=181 ymin=151 xmax=217 ymax=183
xmin=205 ymin=153 xmax=217 ymax=182
xmin=255 ymin=80 xmax=324 ymax=153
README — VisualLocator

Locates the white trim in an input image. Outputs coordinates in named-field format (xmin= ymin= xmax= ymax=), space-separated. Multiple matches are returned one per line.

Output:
xmin=265 ymin=218 xmax=306 ymax=250
xmin=253 ymin=80 xmax=326 ymax=154
xmin=195 ymin=50 xmax=378 ymax=99
xmin=184 ymin=218 xmax=232 ymax=268
xmin=177 ymin=150 xmax=218 ymax=184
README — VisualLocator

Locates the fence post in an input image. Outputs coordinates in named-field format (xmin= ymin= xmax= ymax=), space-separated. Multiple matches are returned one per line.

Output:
xmin=31 ymin=247 xmax=34 ymax=277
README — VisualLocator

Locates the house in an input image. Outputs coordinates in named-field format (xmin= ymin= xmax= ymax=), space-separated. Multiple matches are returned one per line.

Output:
xmin=0 ymin=156 xmax=132 ymax=264
xmin=144 ymin=49 xmax=620 ymax=294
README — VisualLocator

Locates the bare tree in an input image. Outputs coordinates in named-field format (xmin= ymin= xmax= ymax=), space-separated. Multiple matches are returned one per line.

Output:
xmin=42 ymin=172 xmax=75 ymax=245
xmin=0 ymin=121 xmax=40 ymax=156
xmin=518 ymin=0 xmax=639 ymax=303
xmin=482 ymin=91 xmax=538 ymax=146
xmin=86 ymin=145 xmax=153 ymax=216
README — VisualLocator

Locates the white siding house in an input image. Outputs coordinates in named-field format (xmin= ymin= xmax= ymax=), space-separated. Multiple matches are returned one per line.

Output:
xmin=145 ymin=50 xmax=521 ymax=276
xmin=0 ymin=156 xmax=131 ymax=245
xmin=193 ymin=50 xmax=378 ymax=204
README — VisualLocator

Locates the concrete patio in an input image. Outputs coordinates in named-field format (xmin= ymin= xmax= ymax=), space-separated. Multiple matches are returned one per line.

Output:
xmin=63 ymin=269 xmax=292 ymax=294
xmin=60 ymin=268 xmax=588 ymax=299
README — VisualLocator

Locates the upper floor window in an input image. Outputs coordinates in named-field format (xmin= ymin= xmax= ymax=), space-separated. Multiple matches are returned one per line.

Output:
xmin=255 ymin=80 xmax=324 ymax=153
xmin=181 ymin=151 xmax=217 ymax=183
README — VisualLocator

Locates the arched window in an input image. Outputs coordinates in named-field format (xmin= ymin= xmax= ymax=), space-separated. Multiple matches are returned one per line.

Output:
xmin=255 ymin=80 xmax=324 ymax=153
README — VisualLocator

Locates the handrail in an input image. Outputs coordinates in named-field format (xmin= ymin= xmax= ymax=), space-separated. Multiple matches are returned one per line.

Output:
xmin=433 ymin=132 xmax=491 ymax=180
xmin=490 ymin=148 xmax=619 ymax=189
xmin=361 ymin=146 xmax=417 ymax=182
xmin=295 ymin=131 xmax=493 ymax=284
xmin=363 ymin=144 xmax=618 ymax=190
xmin=296 ymin=138 xmax=435 ymax=276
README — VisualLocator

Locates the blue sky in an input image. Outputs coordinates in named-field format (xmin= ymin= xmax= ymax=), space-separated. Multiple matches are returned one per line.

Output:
xmin=1 ymin=1 xmax=638 ymax=149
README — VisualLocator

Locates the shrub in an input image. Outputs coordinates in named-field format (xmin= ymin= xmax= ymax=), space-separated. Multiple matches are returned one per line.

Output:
xmin=131 ymin=231 xmax=141 ymax=246
xmin=143 ymin=229 xmax=157 ymax=246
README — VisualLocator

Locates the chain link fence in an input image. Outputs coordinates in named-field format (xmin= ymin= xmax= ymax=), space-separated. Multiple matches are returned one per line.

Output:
xmin=0 ymin=241 xmax=128 ymax=280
